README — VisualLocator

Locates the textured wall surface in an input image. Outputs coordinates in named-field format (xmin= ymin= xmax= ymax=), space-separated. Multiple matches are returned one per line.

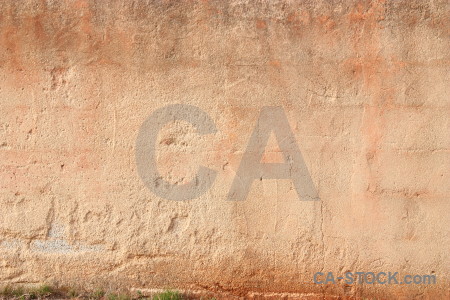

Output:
xmin=0 ymin=0 xmax=449 ymax=299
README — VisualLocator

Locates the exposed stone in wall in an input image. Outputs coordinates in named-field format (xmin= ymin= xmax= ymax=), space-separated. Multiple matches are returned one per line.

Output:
xmin=0 ymin=0 xmax=448 ymax=298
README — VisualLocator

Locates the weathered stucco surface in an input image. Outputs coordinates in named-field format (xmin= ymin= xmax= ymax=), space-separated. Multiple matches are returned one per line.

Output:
xmin=0 ymin=0 xmax=449 ymax=298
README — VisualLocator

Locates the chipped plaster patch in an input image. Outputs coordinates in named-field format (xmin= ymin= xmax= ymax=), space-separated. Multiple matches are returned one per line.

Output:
xmin=31 ymin=223 xmax=103 ymax=254
xmin=0 ymin=239 xmax=22 ymax=250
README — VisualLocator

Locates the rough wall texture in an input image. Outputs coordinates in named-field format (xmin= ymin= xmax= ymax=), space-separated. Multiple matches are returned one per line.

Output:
xmin=0 ymin=0 xmax=449 ymax=299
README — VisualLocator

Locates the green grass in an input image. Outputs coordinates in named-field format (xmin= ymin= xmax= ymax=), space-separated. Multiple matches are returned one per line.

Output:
xmin=103 ymin=289 xmax=185 ymax=300
xmin=106 ymin=293 xmax=131 ymax=300
xmin=1 ymin=284 xmax=54 ymax=299
xmin=92 ymin=289 xmax=106 ymax=299
xmin=0 ymin=286 xmax=208 ymax=300
xmin=36 ymin=285 xmax=53 ymax=297
xmin=152 ymin=290 xmax=183 ymax=300
xmin=1 ymin=286 xmax=25 ymax=298
xmin=67 ymin=288 xmax=78 ymax=298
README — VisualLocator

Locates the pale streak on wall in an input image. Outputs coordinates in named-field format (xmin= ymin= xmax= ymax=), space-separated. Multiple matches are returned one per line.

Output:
xmin=0 ymin=0 xmax=449 ymax=299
